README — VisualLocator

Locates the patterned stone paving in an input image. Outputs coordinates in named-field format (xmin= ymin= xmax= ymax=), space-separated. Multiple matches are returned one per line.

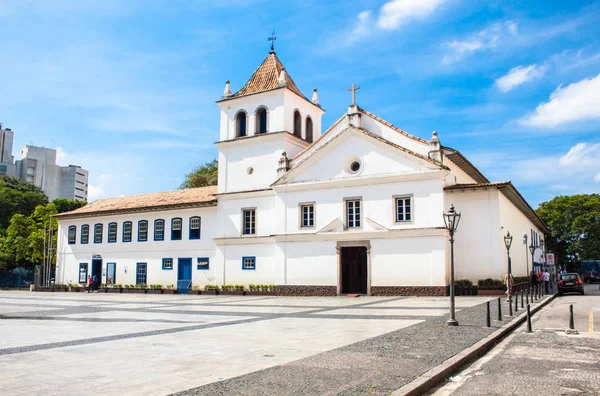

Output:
xmin=0 ymin=291 xmax=528 ymax=395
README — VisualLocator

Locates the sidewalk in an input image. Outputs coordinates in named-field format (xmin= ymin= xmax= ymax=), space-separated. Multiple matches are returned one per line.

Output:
xmin=178 ymin=292 xmax=551 ymax=395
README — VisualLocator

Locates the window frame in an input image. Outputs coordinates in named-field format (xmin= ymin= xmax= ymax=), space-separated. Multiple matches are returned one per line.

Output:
xmin=305 ymin=116 xmax=313 ymax=143
xmin=154 ymin=219 xmax=165 ymax=241
xmin=138 ymin=220 xmax=148 ymax=242
xmin=107 ymin=222 xmax=118 ymax=243
xmin=242 ymin=256 xmax=256 ymax=270
xmin=122 ymin=221 xmax=132 ymax=243
xmin=255 ymin=106 xmax=268 ymax=134
xmin=162 ymin=258 xmax=173 ymax=270
xmin=171 ymin=217 xmax=183 ymax=240
xmin=299 ymin=202 xmax=316 ymax=229
xmin=344 ymin=197 xmax=362 ymax=229
xmin=68 ymin=225 xmax=77 ymax=245
xmin=136 ymin=262 xmax=147 ymax=285
xmin=293 ymin=109 xmax=302 ymax=138
xmin=235 ymin=110 xmax=248 ymax=138
xmin=79 ymin=263 xmax=88 ymax=284
xmin=241 ymin=208 xmax=257 ymax=236
xmin=197 ymin=257 xmax=210 ymax=270
xmin=189 ymin=216 xmax=201 ymax=240
xmin=394 ymin=195 xmax=414 ymax=224
xmin=81 ymin=224 xmax=89 ymax=244
xmin=93 ymin=223 xmax=103 ymax=244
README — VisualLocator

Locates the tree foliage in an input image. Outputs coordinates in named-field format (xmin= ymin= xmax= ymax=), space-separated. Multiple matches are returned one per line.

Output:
xmin=52 ymin=198 xmax=87 ymax=214
xmin=180 ymin=159 xmax=218 ymax=189
xmin=0 ymin=176 xmax=48 ymax=232
xmin=536 ymin=194 xmax=600 ymax=269
xmin=0 ymin=203 xmax=58 ymax=271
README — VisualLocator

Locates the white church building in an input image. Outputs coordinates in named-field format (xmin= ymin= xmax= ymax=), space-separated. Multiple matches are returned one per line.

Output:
xmin=55 ymin=48 xmax=548 ymax=296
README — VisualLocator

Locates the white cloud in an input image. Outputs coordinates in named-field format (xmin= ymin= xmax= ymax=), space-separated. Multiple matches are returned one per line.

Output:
xmin=495 ymin=64 xmax=547 ymax=92
xmin=442 ymin=21 xmax=517 ymax=64
xmin=558 ymin=142 xmax=600 ymax=166
xmin=471 ymin=141 xmax=600 ymax=205
xmin=376 ymin=0 xmax=445 ymax=30
xmin=87 ymin=184 xmax=104 ymax=201
xmin=520 ymin=73 xmax=600 ymax=127
xmin=347 ymin=11 xmax=373 ymax=44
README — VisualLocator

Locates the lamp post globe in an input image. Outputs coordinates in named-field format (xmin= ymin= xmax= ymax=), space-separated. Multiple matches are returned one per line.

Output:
xmin=444 ymin=204 xmax=461 ymax=327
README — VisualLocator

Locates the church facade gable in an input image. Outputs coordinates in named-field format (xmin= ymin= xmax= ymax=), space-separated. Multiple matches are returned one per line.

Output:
xmin=275 ymin=127 xmax=443 ymax=186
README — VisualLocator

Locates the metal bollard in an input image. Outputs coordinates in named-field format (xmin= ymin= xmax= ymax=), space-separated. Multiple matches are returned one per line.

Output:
xmin=515 ymin=291 xmax=518 ymax=313
xmin=497 ymin=297 xmax=502 ymax=321
xmin=521 ymin=290 xmax=524 ymax=308
xmin=526 ymin=288 xmax=530 ymax=304
xmin=569 ymin=304 xmax=574 ymax=330
xmin=508 ymin=294 xmax=513 ymax=316
xmin=486 ymin=301 xmax=491 ymax=327
xmin=526 ymin=304 xmax=532 ymax=333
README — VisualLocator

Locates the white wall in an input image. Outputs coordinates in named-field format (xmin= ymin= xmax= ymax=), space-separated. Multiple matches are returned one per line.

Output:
xmin=278 ymin=177 xmax=445 ymax=234
xmin=371 ymin=236 xmax=446 ymax=286
xmin=56 ymin=206 xmax=218 ymax=287
xmin=446 ymin=189 xmax=503 ymax=282
xmin=498 ymin=192 xmax=544 ymax=276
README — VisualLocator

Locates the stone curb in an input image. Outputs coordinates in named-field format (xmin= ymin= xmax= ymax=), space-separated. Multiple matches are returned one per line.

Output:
xmin=392 ymin=293 xmax=557 ymax=396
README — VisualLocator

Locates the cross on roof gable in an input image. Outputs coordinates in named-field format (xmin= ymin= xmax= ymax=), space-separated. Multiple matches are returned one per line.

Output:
xmin=227 ymin=52 xmax=307 ymax=101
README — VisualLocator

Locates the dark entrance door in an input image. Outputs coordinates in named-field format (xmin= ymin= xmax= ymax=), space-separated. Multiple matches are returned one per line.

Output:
xmin=341 ymin=246 xmax=368 ymax=294
xmin=91 ymin=259 xmax=102 ymax=290
xmin=177 ymin=258 xmax=192 ymax=294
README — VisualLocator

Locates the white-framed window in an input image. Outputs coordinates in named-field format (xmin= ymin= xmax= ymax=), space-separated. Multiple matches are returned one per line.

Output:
xmin=171 ymin=218 xmax=182 ymax=240
xmin=189 ymin=216 xmax=201 ymax=240
xmin=68 ymin=226 xmax=76 ymax=245
xmin=346 ymin=199 xmax=361 ymax=228
xmin=242 ymin=209 xmax=256 ymax=235
xmin=300 ymin=204 xmax=315 ymax=228
xmin=395 ymin=196 xmax=413 ymax=223
xmin=81 ymin=224 xmax=89 ymax=244
xmin=138 ymin=220 xmax=148 ymax=242
xmin=242 ymin=256 xmax=256 ymax=270
xmin=154 ymin=219 xmax=165 ymax=241
xmin=162 ymin=258 xmax=173 ymax=270
xmin=94 ymin=223 xmax=103 ymax=243
xmin=123 ymin=221 xmax=132 ymax=242
xmin=108 ymin=222 xmax=117 ymax=243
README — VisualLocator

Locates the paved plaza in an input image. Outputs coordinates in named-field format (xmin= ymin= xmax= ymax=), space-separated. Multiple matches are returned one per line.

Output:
xmin=1 ymin=291 xmax=506 ymax=395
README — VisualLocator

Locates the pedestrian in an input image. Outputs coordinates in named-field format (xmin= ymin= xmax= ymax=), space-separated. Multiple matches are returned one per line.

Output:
xmin=530 ymin=270 xmax=538 ymax=287
xmin=543 ymin=269 xmax=550 ymax=294
xmin=87 ymin=275 xmax=93 ymax=293
xmin=504 ymin=273 xmax=514 ymax=301
xmin=92 ymin=274 xmax=98 ymax=291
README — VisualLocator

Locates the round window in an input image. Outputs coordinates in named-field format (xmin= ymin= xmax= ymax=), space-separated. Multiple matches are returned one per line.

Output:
xmin=350 ymin=161 xmax=361 ymax=173
xmin=247 ymin=167 xmax=254 ymax=175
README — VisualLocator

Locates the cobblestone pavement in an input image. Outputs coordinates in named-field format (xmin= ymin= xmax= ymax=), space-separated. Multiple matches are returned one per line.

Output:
xmin=0 ymin=290 xmax=548 ymax=395
xmin=432 ymin=284 xmax=600 ymax=396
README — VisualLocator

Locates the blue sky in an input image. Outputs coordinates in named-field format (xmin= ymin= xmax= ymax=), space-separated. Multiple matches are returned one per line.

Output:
xmin=1 ymin=0 xmax=599 ymax=207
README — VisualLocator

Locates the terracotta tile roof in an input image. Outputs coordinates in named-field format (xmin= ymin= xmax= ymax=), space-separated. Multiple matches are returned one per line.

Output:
xmin=442 ymin=147 xmax=490 ymax=184
xmin=443 ymin=182 xmax=509 ymax=191
xmin=227 ymin=52 xmax=306 ymax=101
xmin=357 ymin=107 xmax=429 ymax=144
xmin=56 ymin=186 xmax=217 ymax=219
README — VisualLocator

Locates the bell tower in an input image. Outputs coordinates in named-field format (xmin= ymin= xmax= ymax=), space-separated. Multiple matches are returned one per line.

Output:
xmin=215 ymin=46 xmax=325 ymax=193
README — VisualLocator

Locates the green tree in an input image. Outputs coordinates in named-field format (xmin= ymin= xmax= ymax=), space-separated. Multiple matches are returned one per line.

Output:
xmin=536 ymin=194 xmax=600 ymax=269
xmin=0 ymin=176 xmax=48 ymax=232
xmin=180 ymin=159 xmax=218 ymax=189
xmin=52 ymin=198 xmax=86 ymax=214
xmin=1 ymin=203 xmax=58 ymax=270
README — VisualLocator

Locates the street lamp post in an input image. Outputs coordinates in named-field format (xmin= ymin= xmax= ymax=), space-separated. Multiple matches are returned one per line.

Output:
xmin=444 ymin=204 xmax=461 ymax=327
xmin=523 ymin=234 xmax=529 ymax=275
xmin=504 ymin=232 xmax=513 ymax=310
xmin=529 ymin=243 xmax=536 ymax=276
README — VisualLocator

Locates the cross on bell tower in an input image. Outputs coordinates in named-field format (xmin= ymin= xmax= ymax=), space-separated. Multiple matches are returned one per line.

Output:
xmin=268 ymin=30 xmax=277 ymax=53
xmin=348 ymin=84 xmax=360 ymax=106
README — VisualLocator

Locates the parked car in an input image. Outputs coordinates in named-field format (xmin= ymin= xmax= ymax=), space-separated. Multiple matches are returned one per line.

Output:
xmin=557 ymin=273 xmax=584 ymax=295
